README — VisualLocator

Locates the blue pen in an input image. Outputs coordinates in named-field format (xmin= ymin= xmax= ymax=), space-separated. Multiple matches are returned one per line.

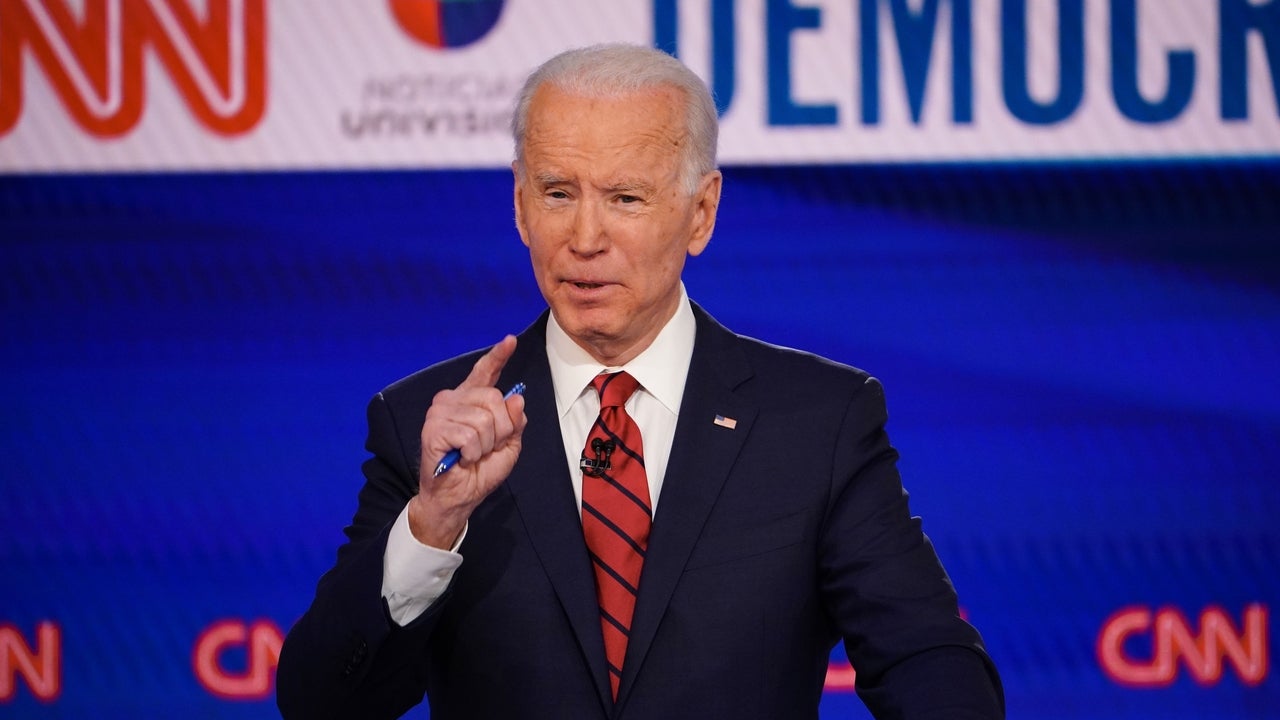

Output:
xmin=432 ymin=382 xmax=526 ymax=477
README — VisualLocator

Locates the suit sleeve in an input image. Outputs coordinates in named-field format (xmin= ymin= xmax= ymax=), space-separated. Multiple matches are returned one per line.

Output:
xmin=819 ymin=375 xmax=1005 ymax=719
xmin=276 ymin=391 xmax=446 ymax=720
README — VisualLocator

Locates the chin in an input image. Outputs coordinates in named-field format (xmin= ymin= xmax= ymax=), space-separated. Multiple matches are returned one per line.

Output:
xmin=557 ymin=312 xmax=624 ymax=348
xmin=567 ymin=320 xmax=621 ymax=346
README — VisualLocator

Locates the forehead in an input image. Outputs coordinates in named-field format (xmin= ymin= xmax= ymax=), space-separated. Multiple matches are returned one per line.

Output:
xmin=521 ymin=85 xmax=687 ymax=177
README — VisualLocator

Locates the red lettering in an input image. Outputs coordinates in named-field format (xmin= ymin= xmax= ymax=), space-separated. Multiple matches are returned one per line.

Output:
xmin=824 ymin=659 xmax=857 ymax=691
xmin=192 ymin=619 xmax=283 ymax=700
xmin=1098 ymin=603 xmax=1269 ymax=687
xmin=0 ymin=0 xmax=266 ymax=137
xmin=0 ymin=621 xmax=61 ymax=703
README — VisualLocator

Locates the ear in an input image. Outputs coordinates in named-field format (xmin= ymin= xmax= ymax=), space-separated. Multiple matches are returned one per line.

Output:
xmin=686 ymin=170 xmax=722 ymax=257
xmin=512 ymin=161 xmax=531 ymax=248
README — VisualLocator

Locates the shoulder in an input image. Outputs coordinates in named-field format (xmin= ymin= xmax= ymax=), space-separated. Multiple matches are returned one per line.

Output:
xmin=370 ymin=312 xmax=551 ymax=425
xmin=737 ymin=334 xmax=871 ymax=387
xmin=357 ymin=350 xmax=485 ymax=448
xmin=733 ymin=335 xmax=887 ymax=427
xmin=693 ymin=303 xmax=878 ymax=403
xmin=380 ymin=348 xmax=486 ymax=403
xmin=380 ymin=311 xmax=550 ymax=403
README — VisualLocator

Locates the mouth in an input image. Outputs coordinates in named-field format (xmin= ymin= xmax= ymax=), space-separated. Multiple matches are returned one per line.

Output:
xmin=568 ymin=280 xmax=608 ymax=290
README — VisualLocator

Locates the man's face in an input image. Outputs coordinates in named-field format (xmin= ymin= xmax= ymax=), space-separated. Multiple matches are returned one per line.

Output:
xmin=514 ymin=84 xmax=721 ymax=366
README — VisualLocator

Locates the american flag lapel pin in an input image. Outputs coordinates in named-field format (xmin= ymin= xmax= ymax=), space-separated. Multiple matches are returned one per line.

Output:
xmin=713 ymin=414 xmax=738 ymax=430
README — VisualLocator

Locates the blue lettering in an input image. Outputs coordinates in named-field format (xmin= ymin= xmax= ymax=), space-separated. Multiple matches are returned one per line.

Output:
xmin=865 ymin=0 xmax=972 ymax=122
xmin=860 ymin=0 xmax=880 ymax=123
xmin=1001 ymin=0 xmax=1084 ymax=125
xmin=952 ymin=0 xmax=973 ymax=123
xmin=653 ymin=0 xmax=738 ymax=116
xmin=861 ymin=0 xmax=972 ymax=124
xmin=1111 ymin=0 xmax=1194 ymax=123
xmin=767 ymin=0 xmax=837 ymax=125
xmin=1221 ymin=0 xmax=1280 ymax=120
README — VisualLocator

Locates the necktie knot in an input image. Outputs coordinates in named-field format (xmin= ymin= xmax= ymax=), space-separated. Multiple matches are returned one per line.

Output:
xmin=592 ymin=371 xmax=640 ymax=410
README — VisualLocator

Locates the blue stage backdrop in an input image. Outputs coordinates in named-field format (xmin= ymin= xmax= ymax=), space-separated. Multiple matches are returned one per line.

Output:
xmin=2 ymin=161 xmax=1278 ymax=719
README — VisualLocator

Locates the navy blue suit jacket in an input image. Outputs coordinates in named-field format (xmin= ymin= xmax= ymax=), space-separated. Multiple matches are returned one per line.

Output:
xmin=277 ymin=304 xmax=1003 ymax=719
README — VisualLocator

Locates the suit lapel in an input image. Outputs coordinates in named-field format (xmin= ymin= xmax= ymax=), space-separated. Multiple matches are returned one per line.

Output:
xmin=499 ymin=316 xmax=613 ymax=712
xmin=616 ymin=305 xmax=756 ymax=710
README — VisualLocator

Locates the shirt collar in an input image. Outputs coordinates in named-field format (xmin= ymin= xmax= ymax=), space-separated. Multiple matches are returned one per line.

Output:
xmin=546 ymin=285 xmax=696 ymax=419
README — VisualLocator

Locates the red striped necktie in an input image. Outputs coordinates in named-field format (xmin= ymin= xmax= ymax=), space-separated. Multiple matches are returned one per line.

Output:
xmin=580 ymin=371 xmax=651 ymax=700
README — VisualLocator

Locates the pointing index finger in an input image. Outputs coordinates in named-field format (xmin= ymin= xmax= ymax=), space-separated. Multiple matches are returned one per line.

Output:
xmin=460 ymin=335 xmax=518 ymax=389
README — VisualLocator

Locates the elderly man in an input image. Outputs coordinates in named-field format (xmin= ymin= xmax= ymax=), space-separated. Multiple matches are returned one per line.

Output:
xmin=277 ymin=43 xmax=1003 ymax=719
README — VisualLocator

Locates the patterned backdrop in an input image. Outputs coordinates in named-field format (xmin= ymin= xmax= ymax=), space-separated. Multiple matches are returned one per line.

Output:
xmin=2 ymin=1 xmax=1279 ymax=718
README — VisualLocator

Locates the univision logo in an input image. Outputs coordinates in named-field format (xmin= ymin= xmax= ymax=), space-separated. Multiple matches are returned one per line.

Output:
xmin=389 ymin=0 xmax=506 ymax=49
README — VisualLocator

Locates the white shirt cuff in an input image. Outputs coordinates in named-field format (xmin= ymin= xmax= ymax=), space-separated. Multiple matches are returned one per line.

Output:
xmin=381 ymin=504 xmax=465 ymax=627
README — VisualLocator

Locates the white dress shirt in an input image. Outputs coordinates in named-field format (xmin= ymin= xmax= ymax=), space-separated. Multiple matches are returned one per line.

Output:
xmin=381 ymin=289 xmax=696 ymax=626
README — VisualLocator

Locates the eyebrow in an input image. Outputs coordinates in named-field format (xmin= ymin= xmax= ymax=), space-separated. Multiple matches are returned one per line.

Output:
xmin=532 ymin=171 xmax=569 ymax=187
xmin=603 ymin=179 xmax=656 ymax=195
xmin=532 ymin=172 xmax=655 ymax=195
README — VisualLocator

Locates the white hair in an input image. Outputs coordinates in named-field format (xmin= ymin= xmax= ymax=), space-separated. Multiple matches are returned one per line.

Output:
xmin=511 ymin=44 xmax=719 ymax=194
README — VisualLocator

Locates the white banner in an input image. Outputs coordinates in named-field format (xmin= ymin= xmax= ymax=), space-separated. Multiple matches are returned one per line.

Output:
xmin=1 ymin=0 xmax=1277 ymax=172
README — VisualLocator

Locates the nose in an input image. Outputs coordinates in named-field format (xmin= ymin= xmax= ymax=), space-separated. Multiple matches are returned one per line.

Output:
xmin=568 ymin=199 xmax=608 ymax=256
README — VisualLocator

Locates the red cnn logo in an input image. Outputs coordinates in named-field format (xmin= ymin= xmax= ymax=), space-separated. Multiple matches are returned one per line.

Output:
xmin=0 ymin=621 xmax=61 ymax=703
xmin=0 ymin=0 xmax=266 ymax=137
xmin=192 ymin=619 xmax=282 ymax=700
xmin=1097 ymin=604 xmax=1269 ymax=687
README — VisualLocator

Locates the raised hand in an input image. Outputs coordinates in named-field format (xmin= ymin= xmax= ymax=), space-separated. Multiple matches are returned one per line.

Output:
xmin=407 ymin=335 xmax=527 ymax=549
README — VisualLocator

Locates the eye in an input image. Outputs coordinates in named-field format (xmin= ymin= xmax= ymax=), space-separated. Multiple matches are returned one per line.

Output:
xmin=617 ymin=194 xmax=641 ymax=204
xmin=546 ymin=189 xmax=570 ymax=200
